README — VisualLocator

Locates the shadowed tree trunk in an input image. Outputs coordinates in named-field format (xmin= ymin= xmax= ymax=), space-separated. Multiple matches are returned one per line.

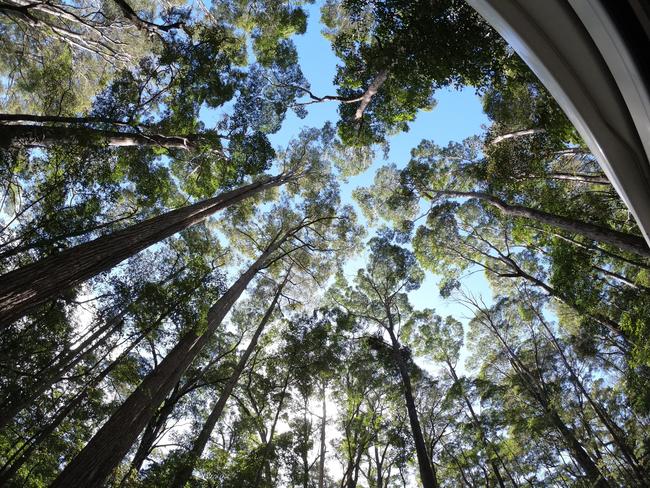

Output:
xmin=385 ymin=321 xmax=438 ymax=488
xmin=169 ymin=272 xmax=289 ymax=488
xmin=426 ymin=189 xmax=650 ymax=258
xmin=49 ymin=237 xmax=288 ymax=488
xmin=0 ymin=174 xmax=289 ymax=327
xmin=477 ymin=307 xmax=611 ymax=488
xmin=0 ymin=321 xmax=150 ymax=485
xmin=1 ymin=123 xmax=200 ymax=150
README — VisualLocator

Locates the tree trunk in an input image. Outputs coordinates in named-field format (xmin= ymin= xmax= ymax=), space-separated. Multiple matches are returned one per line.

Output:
xmin=354 ymin=69 xmax=390 ymax=120
xmin=490 ymin=128 xmax=546 ymax=145
xmin=548 ymin=411 xmax=610 ymax=488
xmin=0 ymin=312 xmax=124 ymax=429
xmin=0 ymin=123 xmax=198 ymax=150
xmin=169 ymin=274 xmax=288 ymax=488
xmin=0 ymin=174 xmax=288 ymax=327
xmin=445 ymin=360 xmax=509 ymax=488
xmin=428 ymin=189 xmax=650 ymax=259
xmin=531 ymin=306 xmax=647 ymax=484
xmin=318 ymin=383 xmax=327 ymax=488
xmin=49 ymin=240 xmax=285 ymax=488
xmin=386 ymin=326 xmax=437 ymax=488
xmin=479 ymin=309 xmax=611 ymax=488
xmin=0 ymin=322 xmax=148 ymax=485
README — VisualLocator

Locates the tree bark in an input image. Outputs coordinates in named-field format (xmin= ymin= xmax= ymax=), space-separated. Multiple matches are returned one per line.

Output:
xmin=111 ymin=0 xmax=185 ymax=36
xmin=169 ymin=273 xmax=288 ymax=488
xmin=0 ymin=321 xmax=148 ymax=485
xmin=478 ymin=309 xmax=611 ymax=488
xmin=354 ymin=69 xmax=390 ymax=120
xmin=490 ymin=128 xmax=546 ymax=145
xmin=0 ymin=174 xmax=288 ymax=327
xmin=386 ymin=325 xmax=437 ymax=488
xmin=428 ymin=189 xmax=650 ymax=259
xmin=0 ymin=312 xmax=124 ymax=429
xmin=318 ymin=383 xmax=327 ymax=488
xmin=445 ymin=360 xmax=509 ymax=488
xmin=0 ymin=123 xmax=198 ymax=150
xmin=49 ymin=240 xmax=285 ymax=488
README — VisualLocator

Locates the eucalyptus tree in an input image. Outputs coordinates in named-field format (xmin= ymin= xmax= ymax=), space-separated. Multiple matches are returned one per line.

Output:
xmin=0 ymin=123 xmax=341 ymax=326
xmin=465 ymin=293 xmax=626 ymax=487
xmin=49 ymin=163 xmax=361 ymax=487
xmin=317 ymin=0 xmax=505 ymax=146
xmin=331 ymin=234 xmax=438 ymax=488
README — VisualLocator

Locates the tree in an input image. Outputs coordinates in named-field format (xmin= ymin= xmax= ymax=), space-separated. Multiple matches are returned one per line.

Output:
xmin=331 ymin=234 xmax=438 ymax=488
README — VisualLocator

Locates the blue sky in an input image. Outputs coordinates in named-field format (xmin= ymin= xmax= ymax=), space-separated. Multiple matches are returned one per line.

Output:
xmin=269 ymin=3 xmax=493 ymax=326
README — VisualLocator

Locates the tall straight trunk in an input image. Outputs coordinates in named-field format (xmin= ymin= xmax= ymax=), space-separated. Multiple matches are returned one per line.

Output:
xmin=1 ymin=124 xmax=198 ymax=150
xmin=445 ymin=360 xmax=509 ymax=488
xmin=0 ymin=322 xmax=148 ymax=485
xmin=0 ymin=174 xmax=288 ymax=327
xmin=479 ymin=310 xmax=611 ymax=488
xmin=531 ymin=307 xmax=647 ymax=484
xmin=170 ymin=274 xmax=288 ymax=488
xmin=50 ymin=240 xmax=285 ymax=488
xmin=547 ymin=411 xmax=610 ymax=488
xmin=253 ymin=370 xmax=291 ymax=486
xmin=427 ymin=189 xmax=650 ymax=259
xmin=318 ymin=383 xmax=327 ymax=488
xmin=386 ymin=325 xmax=437 ymax=488
xmin=0 ymin=312 xmax=124 ymax=429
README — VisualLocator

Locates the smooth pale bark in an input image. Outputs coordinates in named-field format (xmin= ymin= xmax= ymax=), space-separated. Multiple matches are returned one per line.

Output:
xmin=0 ymin=174 xmax=288 ymax=327
xmin=429 ymin=189 xmax=650 ymax=259
xmin=490 ymin=128 xmax=546 ymax=144
xmin=169 ymin=274 xmax=288 ymax=488
xmin=547 ymin=172 xmax=610 ymax=185
xmin=386 ymin=322 xmax=437 ymax=488
xmin=1 ymin=123 xmax=198 ymax=149
xmin=0 ymin=113 xmax=134 ymax=126
xmin=49 ymin=240 xmax=285 ymax=488
xmin=354 ymin=69 xmax=390 ymax=120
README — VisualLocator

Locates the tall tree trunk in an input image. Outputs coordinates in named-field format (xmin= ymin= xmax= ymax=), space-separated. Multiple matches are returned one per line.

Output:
xmin=318 ymin=383 xmax=327 ymax=488
xmin=0 ymin=321 xmax=148 ymax=485
xmin=0 ymin=174 xmax=288 ymax=327
xmin=253 ymin=370 xmax=291 ymax=486
xmin=445 ymin=360 xmax=510 ymax=488
xmin=0 ymin=124 xmax=199 ymax=150
xmin=427 ymin=189 xmax=650 ymax=259
xmin=0 ymin=312 xmax=125 ymax=429
xmin=530 ymin=305 xmax=647 ymax=484
xmin=478 ymin=308 xmax=611 ymax=488
xmin=547 ymin=411 xmax=610 ymax=488
xmin=49 ymin=240 xmax=285 ymax=488
xmin=386 ymin=325 xmax=437 ymax=488
xmin=169 ymin=273 xmax=288 ymax=488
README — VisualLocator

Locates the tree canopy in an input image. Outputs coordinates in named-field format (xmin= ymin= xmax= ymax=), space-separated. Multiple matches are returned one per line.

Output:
xmin=1 ymin=1 xmax=649 ymax=487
